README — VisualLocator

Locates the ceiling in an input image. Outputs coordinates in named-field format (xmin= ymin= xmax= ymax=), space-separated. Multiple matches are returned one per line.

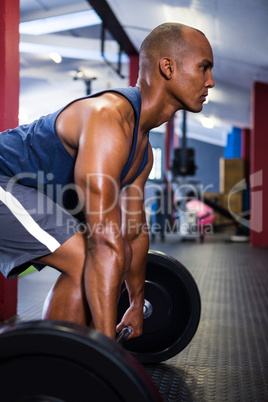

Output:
xmin=19 ymin=0 xmax=268 ymax=147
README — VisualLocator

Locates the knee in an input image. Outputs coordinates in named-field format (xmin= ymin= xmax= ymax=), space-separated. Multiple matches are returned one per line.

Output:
xmin=45 ymin=232 xmax=87 ymax=280
xmin=63 ymin=233 xmax=87 ymax=274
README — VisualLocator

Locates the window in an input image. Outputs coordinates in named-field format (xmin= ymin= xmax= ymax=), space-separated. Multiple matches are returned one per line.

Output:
xmin=149 ymin=147 xmax=162 ymax=180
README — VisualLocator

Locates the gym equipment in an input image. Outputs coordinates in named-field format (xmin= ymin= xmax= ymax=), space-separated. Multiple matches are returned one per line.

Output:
xmin=171 ymin=111 xmax=197 ymax=177
xmin=117 ymin=251 xmax=201 ymax=363
xmin=0 ymin=251 xmax=201 ymax=401
xmin=0 ymin=320 xmax=161 ymax=402
xmin=172 ymin=147 xmax=197 ymax=177
xmin=116 ymin=326 xmax=132 ymax=343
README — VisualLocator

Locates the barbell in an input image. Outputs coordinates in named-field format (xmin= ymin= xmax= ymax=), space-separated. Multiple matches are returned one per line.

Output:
xmin=0 ymin=251 xmax=201 ymax=401
xmin=117 ymin=251 xmax=201 ymax=363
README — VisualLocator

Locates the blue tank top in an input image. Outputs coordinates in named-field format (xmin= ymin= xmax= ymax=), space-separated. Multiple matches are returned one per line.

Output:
xmin=0 ymin=87 xmax=148 ymax=204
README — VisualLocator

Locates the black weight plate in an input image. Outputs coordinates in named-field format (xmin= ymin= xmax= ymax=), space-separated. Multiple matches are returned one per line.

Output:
xmin=117 ymin=251 xmax=201 ymax=363
xmin=0 ymin=320 xmax=162 ymax=402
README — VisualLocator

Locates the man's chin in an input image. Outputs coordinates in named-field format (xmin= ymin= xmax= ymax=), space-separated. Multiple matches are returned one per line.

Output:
xmin=185 ymin=105 xmax=203 ymax=113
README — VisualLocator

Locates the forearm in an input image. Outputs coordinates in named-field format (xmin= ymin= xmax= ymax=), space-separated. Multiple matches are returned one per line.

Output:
xmin=85 ymin=238 xmax=132 ymax=339
xmin=125 ymin=230 xmax=149 ymax=309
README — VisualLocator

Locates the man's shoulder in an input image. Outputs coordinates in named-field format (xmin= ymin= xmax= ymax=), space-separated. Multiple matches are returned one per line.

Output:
xmin=88 ymin=86 xmax=140 ymax=114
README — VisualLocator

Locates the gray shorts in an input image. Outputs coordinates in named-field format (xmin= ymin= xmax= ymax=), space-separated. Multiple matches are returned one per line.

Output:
xmin=0 ymin=175 xmax=82 ymax=279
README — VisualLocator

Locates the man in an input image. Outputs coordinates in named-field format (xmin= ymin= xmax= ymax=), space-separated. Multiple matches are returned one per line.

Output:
xmin=0 ymin=22 xmax=214 ymax=339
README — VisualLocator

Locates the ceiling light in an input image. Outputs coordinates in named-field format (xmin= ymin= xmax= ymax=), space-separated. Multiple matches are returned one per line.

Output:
xmin=76 ymin=71 xmax=84 ymax=78
xmin=49 ymin=52 xmax=62 ymax=63
xmin=20 ymin=42 xmax=128 ymax=63
xmin=19 ymin=109 xmax=29 ymax=124
xmin=201 ymin=116 xmax=215 ymax=129
xmin=19 ymin=10 xmax=101 ymax=35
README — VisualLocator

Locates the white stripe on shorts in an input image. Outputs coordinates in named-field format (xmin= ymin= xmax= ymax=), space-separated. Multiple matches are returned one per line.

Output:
xmin=0 ymin=186 xmax=60 ymax=252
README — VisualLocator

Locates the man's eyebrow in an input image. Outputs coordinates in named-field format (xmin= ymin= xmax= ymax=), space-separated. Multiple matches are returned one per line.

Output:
xmin=201 ymin=59 xmax=214 ymax=68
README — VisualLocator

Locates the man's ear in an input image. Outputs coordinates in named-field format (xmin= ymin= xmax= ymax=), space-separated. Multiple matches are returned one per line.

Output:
xmin=159 ymin=57 xmax=174 ymax=80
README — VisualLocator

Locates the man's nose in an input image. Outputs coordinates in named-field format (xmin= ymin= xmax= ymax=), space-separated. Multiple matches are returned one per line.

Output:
xmin=206 ymin=71 xmax=215 ymax=88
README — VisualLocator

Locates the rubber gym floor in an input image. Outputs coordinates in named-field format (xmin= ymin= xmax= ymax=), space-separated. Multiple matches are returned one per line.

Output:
xmin=15 ymin=231 xmax=268 ymax=401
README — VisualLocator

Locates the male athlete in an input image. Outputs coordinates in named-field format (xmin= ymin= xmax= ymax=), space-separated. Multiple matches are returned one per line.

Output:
xmin=0 ymin=23 xmax=214 ymax=339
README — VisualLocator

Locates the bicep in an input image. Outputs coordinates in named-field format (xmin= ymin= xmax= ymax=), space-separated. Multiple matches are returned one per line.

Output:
xmin=74 ymin=113 xmax=129 ymax=230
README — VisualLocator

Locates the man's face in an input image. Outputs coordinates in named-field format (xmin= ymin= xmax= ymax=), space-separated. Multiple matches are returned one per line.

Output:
xmin=173 ymin=30 xmax=215 ymax=113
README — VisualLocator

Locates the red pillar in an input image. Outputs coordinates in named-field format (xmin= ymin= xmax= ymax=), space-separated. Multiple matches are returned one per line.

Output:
xmin=241 ymin=128 xmax=251 ymax=185
xmin=250 ymin=82 xmax=268 ymax=247
xmin=129 ymin=54 xmax=139 ymax=87
xmin=0 ymin=0 xmax=20 ymax=320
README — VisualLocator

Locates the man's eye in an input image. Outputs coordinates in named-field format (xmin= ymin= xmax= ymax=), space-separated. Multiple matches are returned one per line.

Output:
xmin=201 ymin=65 xmax=208 ymax=71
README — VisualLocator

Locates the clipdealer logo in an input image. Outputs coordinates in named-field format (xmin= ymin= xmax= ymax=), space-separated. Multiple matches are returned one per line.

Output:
xmin=228 ymin=170 xmax=262 ymax=233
